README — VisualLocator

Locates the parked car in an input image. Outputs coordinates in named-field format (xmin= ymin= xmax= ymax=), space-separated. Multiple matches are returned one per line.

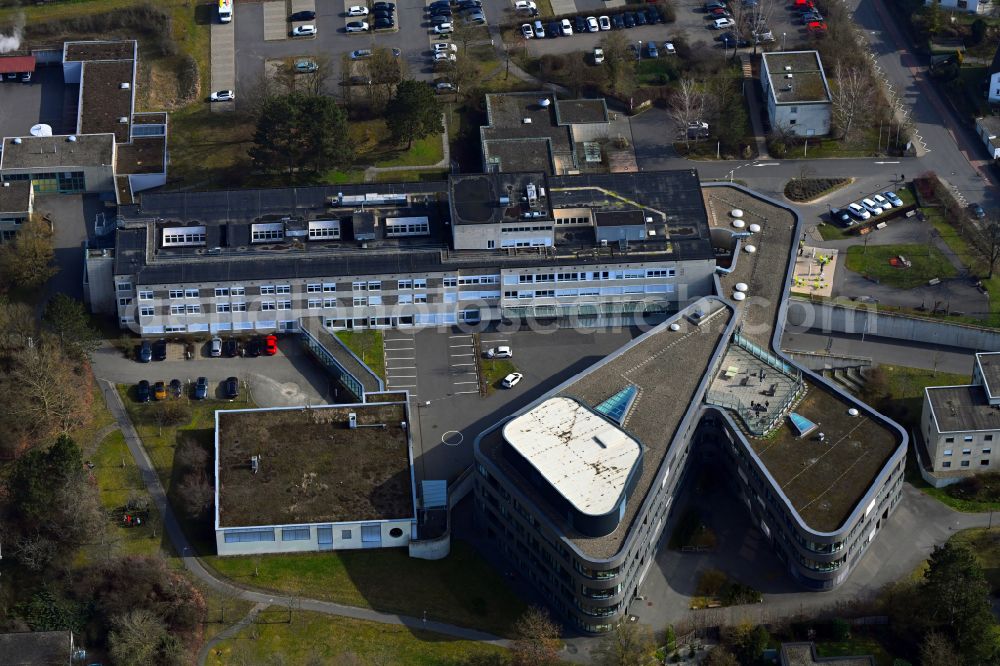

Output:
xmin=872 ymin=193 xmax=893 ymax=210
xmin=224 ymin=377 xmax=239 ymax=401
xmin=713 ymin=17 xmax=735 ymax=29
xmin=264 ymin=335 xmax=278 ymax=356
xmin=861 ymin=198 xmax=884 ymax=216
xmin=753 ymin=30 xmax=775 ymax=43
xmin=292 ymin=24 xmax=317 ymax=36
xmin=429 ymin=7 xmax=452 ymax=17
xmin=704 ymin=1 xmax=727 ymax=10
xmin=431 ymin=15 xmax=452 ymax=25
xmin=346 ymin=5 xmax=368 ymax=16
xmin=346 ymin=21 xmax=369 ymax=32
xmin=138 ymin=340 xmax=152 ymax=363
xmin=598 ymin=15 xmax=611 ymax=30
xmin=611 ymin=14 xmax=625 ymax=29
xmin=351 ymin=49 xmax=373 ymax=60
xmin=628 ymin=42 xmax=640 ymax=58
xmin=209 ymin=89 xmax=234 ymax=102
xmin=883 ymin=191 xmax=904 ymax=207
xmin=294 ymin=59 xmax=318 ymax=73
xmin=373 ymin=2 xmax=396 ymax=11
xmin=153 ymin=381 xmax=167 ymax=401
xmin=502 ymin=372 xmax=524 ymax=388
xmin=152 ymin=339 xmax=167 ymax=361
xmin=223 ymin=338 xmax=238 ymax=357
xmin=210 ymin=336 xmax=223 ymax=357
xmin=466 ymin=10 xmax=486 ymax=23
xmin=547 ymin=21 xmax=561 ymax=37
xmin=136 ymin=380 xmax=151 ymax=403
xmin=720 ymin=32 xmax=749 ymax=47
xmin=486 ymin=345 xmax=513 ymax=359
xmin=428 ymin=0 xmax=449 ymax=8
xmin=434 ymin=42 xmax=458 ymax=53
xmin=593 ymin=47 xmax=605 ymax=64
xmin=533 ymin=19 xmax=545 ymax=37
xmin=434 ymin=81 xmax=457 ymax=93
xmin=806 ymin=21 xmax=827 ymax=34
xmin=709 ymin=7 xmax=732 ymax=17
xmin=522 ymin=23 xmax=534 ymax=38
xmin=244 ymin=337 xmax=262 ymax=357
xmin=374 ymin=17 xmax=394 ymax=28
xmin=290 ymin=10 xmax=316 ymax=20
xmin=622 ymin=12 xmax=636 ymax=28
xmin=169 ymin=379 xmax=183 ymax=398
xmin=829 ymin=207 xmax=853 ymax=226
xmin=193 ymin=376 xmax=208 ymax=400
xmin=434 ymin=51 xmax=457 ymax=62
xmin=970 ymin=202 xmax=987 ymax=220
xmin=433 ymin=22 xmax=453 ymax=34
xmin=21 ymin=72 xmax=31 ymax=83
xmin=847 ymin=202 xmax=871 ymax=221
xmin=514 ymin=0 xmax=536 ymax=11
xmin=572 ymin=16 xmax=587 ymax=33
xmin=645 ymin=7 xmax=660 ymax=23
xmin=634 ymin=10 xmax=648 ymax=25
xmin=647 ymin=41 xmax=658 ymax=57
xmin=663 ymin=41 xmax=676 ymax=55
xmin=586 ymin=16 xmax=600 ymax=32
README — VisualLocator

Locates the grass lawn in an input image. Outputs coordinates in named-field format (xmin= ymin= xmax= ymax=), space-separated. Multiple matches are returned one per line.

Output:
xmin=203 ymin=540 xmax=526 ymax=636
xmin=335 ymin=330 xmax=386 ymax=381
xmin=788 ymin=127 xmax=882 ymax=159
xmin=815 ymin=636 xmax=896 ymax=666
xmin=374 ymin=134 xmax=444 ymax=168
xmin=844 ymin=243 xmax=957 ymax=289
xmin=205 ymin=611 xmax=509 ymax=665
xmin=817 ymin=223 xmax=854 ymax=241
xmin=636 ymin=58 xmax=678 ymax=86
xmin=480 ymin=358 xmax=517 ymax=393
xmin=879 ymin=364 xmax=971 ymax=431
xmin=71 ymin=378 xmax=119 ymax=455
xmin=167 ymin=106 xmax=256 ymax=190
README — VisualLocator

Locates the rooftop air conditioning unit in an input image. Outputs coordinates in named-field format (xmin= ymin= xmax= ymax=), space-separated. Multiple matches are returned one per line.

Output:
xmin=784 ymin=65 xmax=792 ymax=71
xmin=67 ymin=135 xmax=77 ymax=142
xmin=522 ymin=117 xmax=532 ymax=124
xmin=12 ymin=137 xmax=22 ymax=144
xmin=785 ymin=73 xmax=793 ymax=79
xmin=348 ymin=413 xmax=358 ymax=429
xmin=120 ymin=82 xmax=130 ymax=89
xmin=600 ymin=239 xmax=608 ymax=247
xmin=119 ymin=117 xmax=128 ymax=123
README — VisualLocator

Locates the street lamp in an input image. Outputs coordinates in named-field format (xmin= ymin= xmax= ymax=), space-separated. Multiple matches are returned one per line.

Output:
xmin=638 ymin=40 xmax=642 ymax=60
xmin=781 ymin=32 xmax=786 ymax=50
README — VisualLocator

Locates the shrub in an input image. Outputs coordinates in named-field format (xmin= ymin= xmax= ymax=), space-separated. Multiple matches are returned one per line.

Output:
xmin=177 ymin=54 xmax=199 ymax=102
xmin=970 ymin=19 xmax=987 ymax=46
xmin=830 ymin=618 xmax=851 ymax=641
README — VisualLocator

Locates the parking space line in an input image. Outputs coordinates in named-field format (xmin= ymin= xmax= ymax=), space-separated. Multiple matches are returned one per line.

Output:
xmin=449 ymin=334 xmax=472 ymax=339
xmin=451 ymin=353 xmax=474 ymax=357
xmin=449 ymin=344 xmax=473 ymax=348
xmin=451 ymin=362 xmax=475 ymax=367
xmin=455 ymin=390 xmax=479 ymax=395
xmin=454 ymin=381 xmax=478 ymax=385
xmin=391 ymin=384 xmax=417 ymax=388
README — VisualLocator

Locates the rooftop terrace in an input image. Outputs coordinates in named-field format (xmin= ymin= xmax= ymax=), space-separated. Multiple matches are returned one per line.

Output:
xmin=0 ymin=134 xmax=114 ymax=170
xmin=927 ymin=385 xmax=1000 ymax=433
xmin=216 ymin=403 xmax=414 ymax=528
xmin=0 ymin=180 xmax=31 ymax=213
xmin=116 ymin=136 xmax=166 ymax=174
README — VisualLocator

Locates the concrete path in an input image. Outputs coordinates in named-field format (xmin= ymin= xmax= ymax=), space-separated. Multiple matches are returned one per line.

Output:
xmin=210 ymin=14 xmax=236 ymax=112
xmin=99 ymin=379 xmax=513 ymax=656
xmin=197 ymin=601 xmax=270 ymax=666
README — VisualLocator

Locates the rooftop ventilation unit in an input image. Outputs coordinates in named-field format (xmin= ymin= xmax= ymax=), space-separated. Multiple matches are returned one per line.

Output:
xmin=12 ymin=137 xmax=21 ymax=144
xmin=784 ymin=65 xmax=792 ymax=71
xmin=785 ymin=73 xmax=794 ymax=78
xmin=539 ymin=98 xmax=551 ymax=107
xmin=526 ymin=183 xmax=538 ymax=205
xmin=118 ymin=116 xmax=128 ymax=123
xmin=120 ymin=82 xmax=130 ymax=89
xmin=348 ymin=412 xmax=358 ymax=429
xmin=250 ymin=455 xmax=261 ymax=474
xmin=522 ymin=117 xmax=532 ymax=124
xmin=67 ymin=135 xmax=77 ymax=142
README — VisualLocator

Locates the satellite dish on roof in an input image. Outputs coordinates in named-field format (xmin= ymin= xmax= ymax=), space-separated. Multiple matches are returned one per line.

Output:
xmin=538 ymin=98 xmax=551 ymax=107
xmin=29 ymin=124 xmax=52 ymax=137
xmin=744 ymin=244 xmax=757 ymax=253
xmin=732 ymin=291 xmax=746 ymax=301
xmin=732 ymin=219 xmax=746 ymax=229
xmin=731 ymin=209 xmax=744 ymax=218
xmin=735 ymin=282 xmax=748 ymax=292
xmin=749 ymin=223 xmax=761 ymax=233
xmin=848 ymin=408 xmax=859 ymax=417
xmin=669 ymin=323 xmax=681 ymax=331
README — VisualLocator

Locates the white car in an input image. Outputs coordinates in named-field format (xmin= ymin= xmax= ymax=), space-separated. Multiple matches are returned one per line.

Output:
xmin=292 ymin=24 xmax=317 ymax=36
xmin=561 ymin=18 xmax=573 ymax=35
xmin=350 ymin=49 xmax=373 ymax=60
xmin=521 ymin=23 xmax=534 ymax=38
xmin=209 ymin=89 xmax=234 ymax=102
xmin=861 ymin=198 xmax=884 ymax=216
xmin=345 ymin=21 xmax=369 ymax=32
xmin=486 ymin=345 xmax=513 ymax=359
xmin=664 ymin=41 xmax=676 ymax=55
xmin=594 ymin=47 xmax=605 ymax=64
xmin=434 ymin=81 xmax=457 ymax=93
xmin=346 ymin=5 xmax=369 ymax=16
xmin=713 ymin=17 xmax=735 ymax=29
xmin=433 ymin=51 xmax=456 ymax=62
xmin=598 ymin=15 xmax=611 ymax=30
xmin=502 ymin=372 xmax=524 ymax=388
xmin=586 ymin=16 xmax=599 ymax=32
xmin=514 ymin=0 xmax=537 ymax=11
xmin=434 ymin=42 xmax=458 ymax=53
xmin=533 ymin=20 xmax=545 ymax=37
xmin=434 ymin=22 xmax=453 ymax=34
xmin=872 ymin=193 xmax=893 ymax=209
xmin=847 ymin=202 xmax=871 ymax=221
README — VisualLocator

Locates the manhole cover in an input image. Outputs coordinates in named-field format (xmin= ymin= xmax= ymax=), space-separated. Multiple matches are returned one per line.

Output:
xmin=280 ymin=383 xmax=300 ymax=397
xmin=441 ymin=430 xmax=464 ymax=446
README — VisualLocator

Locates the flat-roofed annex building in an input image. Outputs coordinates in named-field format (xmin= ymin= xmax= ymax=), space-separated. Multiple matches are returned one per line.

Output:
xmin=921 ymin=352 xmax=1000 ymax=482
xmin=0 ymin=40 xmax=167 ymax=204
xmin=760 ymin=51 xmax=832 ymax=138
xmin=214 ymin=399 xmax=417 ymax=556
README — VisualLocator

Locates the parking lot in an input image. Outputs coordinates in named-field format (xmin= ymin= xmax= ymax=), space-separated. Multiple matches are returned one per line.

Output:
xmin=0 ymin=66 xmax=78 ymax=138
xmin=91 ymin=336 xmax=331 ymax=409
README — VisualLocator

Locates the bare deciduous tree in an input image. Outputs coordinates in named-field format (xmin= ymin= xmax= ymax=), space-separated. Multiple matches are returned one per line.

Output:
xmin=600 ymin=32 xmax=636 ymax=96
xmin=979 ymin=218 xmax=1000 ymax=280
xmin=511 ymin=606 xmax=562 ymax=666
xmin=667 ymin=78 xmax=706 ymax=149
xmin=831 ymin=61 xmax=872 ymax=141
xmin=592 ymin=620 xmax=655 ymax=666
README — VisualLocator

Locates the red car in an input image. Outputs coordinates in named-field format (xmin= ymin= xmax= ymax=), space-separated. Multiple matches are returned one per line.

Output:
xmin=264 ymin=335 xmax=278 ymax=355
xmin=806 ymin=20 xmax=827 ymax=34
xmin=709 ymin=7 xmax=730 ymax=16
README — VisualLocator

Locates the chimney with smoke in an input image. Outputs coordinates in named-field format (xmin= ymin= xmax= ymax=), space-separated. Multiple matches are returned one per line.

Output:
xmin=0 ymin=13 xmax=25 ymax=55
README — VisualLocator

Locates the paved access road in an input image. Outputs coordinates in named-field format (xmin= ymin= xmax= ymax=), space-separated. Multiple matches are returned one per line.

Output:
xmin=781 ymin=330 xmax=978 ymax=376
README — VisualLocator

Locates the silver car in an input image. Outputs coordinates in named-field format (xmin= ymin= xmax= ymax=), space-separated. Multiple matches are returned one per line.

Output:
xmin=210 ymin=336 xmax=223 ymax=357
